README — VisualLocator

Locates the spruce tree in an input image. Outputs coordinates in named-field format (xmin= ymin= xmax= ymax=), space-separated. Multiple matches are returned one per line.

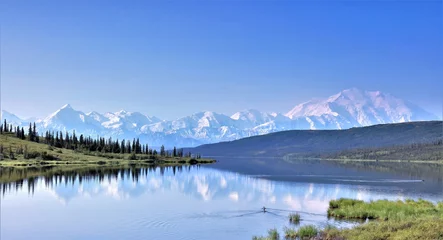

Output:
xmin=28 ymin=123 xmax=33 ymax=141
xmin=120 ymin=140 xmax=125 ymax=154
xmin=32 ymin=122 xmax=37 ymax=139
xmin=3 ymin=119 xmax=7 ymax=132
xmin=160 ymin=145 xmax=165 ymax=157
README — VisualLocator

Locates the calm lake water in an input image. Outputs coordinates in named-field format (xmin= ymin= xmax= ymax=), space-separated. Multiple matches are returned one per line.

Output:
xmin=1 ymin=160 xmax=443 ymax=240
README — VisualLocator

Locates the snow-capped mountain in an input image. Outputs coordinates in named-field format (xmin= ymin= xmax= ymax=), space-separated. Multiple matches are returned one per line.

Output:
xmin=285 ymin=88 xmax=437 ymax=129
xmin=1 ymin=88 xmax=438 ymax=147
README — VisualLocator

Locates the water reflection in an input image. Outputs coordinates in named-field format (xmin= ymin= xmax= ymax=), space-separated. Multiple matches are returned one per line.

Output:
xmin=2 ymin=166 xmax=442 ymax=240
xmin=2 ymin=166 xmax=438 ymax=211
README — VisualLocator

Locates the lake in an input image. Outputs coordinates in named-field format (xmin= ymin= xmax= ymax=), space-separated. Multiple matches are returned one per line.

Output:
xmin=1 ymin=159 xmax=443 ymax=240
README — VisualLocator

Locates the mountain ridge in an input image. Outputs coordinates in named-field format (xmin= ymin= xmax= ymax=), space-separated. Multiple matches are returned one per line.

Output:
xmin=1 ymin=88 xmax=439 ymax=147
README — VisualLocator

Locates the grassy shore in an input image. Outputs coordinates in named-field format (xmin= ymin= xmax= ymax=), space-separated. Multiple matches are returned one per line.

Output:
xmin=254 ymin=198 xmax=443 ymax=240
xmin=0 ymin=133 xmax=215 ymax=182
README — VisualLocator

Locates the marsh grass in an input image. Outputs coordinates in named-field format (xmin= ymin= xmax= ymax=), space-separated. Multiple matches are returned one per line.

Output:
xmin=252 ymin=228 xmax=280 ymax=240
xmin=283 ymin=227 xmax=297 ymax=239
xmin=256 ymin=198 xmax=443 ymax=240
xmin=338 ymin=216 xmax=443 ymax=240
xmin=297 ymin=225 xmax=318 ymax=239
xmin=288 ymin=213 xmax=301 ymax=224
xmin=328 ymin=198 xmax=442 ymax=221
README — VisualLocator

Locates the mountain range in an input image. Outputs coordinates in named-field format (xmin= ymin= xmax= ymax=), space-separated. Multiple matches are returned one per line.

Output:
xmin=1 ymin=88 xmax=438 ymax=147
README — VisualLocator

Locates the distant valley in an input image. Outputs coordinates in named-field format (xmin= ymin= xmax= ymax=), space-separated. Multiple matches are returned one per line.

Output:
xmin=1 ymin=88 xmax=438 ymax=147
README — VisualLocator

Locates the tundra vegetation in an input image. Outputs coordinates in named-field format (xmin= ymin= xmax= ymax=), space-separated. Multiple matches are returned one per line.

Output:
xmin=254 ymin=198 xmax=443 ymax=240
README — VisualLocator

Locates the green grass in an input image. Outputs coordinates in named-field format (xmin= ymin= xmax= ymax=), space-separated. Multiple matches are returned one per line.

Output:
xmin=288 ymin=213 xmax=301 ymax=224
xmin=252 ymin=228 xmax=280 ymax=240
xmin=256 ymin=199 xmax=443 ymax=240
xmin=284 ymin=227 xmax=297 ymax=239
xmin=297 ymin=225 xmax=318 ymax=239
xmin=327 ymin=217 xmax=443 ymax=240
xmin=328 ymin=198 xmax=443 ymax=221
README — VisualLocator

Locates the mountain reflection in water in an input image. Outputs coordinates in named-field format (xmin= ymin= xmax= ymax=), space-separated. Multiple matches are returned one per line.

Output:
xmin=1 ymin=165 xmax=442 ymax=240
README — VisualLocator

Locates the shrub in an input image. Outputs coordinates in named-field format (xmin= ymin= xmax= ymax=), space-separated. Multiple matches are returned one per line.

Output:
xmin=25 ymin=151 xmax=41 ymax=159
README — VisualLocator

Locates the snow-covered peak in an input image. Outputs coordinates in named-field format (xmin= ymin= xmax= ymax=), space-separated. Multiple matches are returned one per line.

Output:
xmin=2 ymin=88 xmax=437 ymax=147
xmin=60 ymin=104 xmax=73 ymax=109
xmin=1 ymin=110 xmax=25 ymax=125
xmin=285 ymin=88 xmax=437 ymax=126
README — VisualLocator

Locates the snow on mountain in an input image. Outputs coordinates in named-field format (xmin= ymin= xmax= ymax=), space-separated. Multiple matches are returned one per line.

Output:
xmin=1 ymin=110 xmax=27 ymax=126
xmin=285 ymin=88 xmax=437 ymax=129
xmin=1 ymin=89 xmax=438 ymax=147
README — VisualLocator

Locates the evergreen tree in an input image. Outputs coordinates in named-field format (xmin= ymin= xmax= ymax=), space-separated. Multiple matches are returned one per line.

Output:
xmin=136 ymin=138 xmax=140 ymax=154
xmin=120 ymin=140 xmax=125 ymax=154
xmin=0 ymin=124 xmax=3 ymax=134
xmin=160 ymin=145 xmax=165 ymax=156
xmin=126 ymin=141 xmax=131 ymax=153
xmin=79 ymin=134 xmax=84 ymax=146
xmin=173 ymin=147 xmax=177 ymax=157
xmin=33 ymin=122 xmax=37 ymax=139
xmin=21 ymin=128 xmax=25 ymax=140
xmin=28 ymin=123 xmax=33 ymax=141
xmin=3 ymin=119 xmax=7 ymax=132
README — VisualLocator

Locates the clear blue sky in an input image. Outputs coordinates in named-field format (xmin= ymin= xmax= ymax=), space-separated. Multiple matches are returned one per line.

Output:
xmin=1 ymin=0 xmax=442 ymax=119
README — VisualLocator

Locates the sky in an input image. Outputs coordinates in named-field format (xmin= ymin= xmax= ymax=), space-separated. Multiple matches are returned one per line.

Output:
xmin=1 ymin=0 xmax=442 ymax=120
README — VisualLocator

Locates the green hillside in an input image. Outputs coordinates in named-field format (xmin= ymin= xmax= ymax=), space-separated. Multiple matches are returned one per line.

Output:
xmin=191 ymin=121 xmax=443 ymax=160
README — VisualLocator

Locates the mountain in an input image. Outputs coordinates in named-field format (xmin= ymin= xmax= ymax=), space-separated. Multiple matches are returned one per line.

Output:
xmin=1 ymin=110 xmax=25 ymax=126
xmin=1 ymin=88 xmax=438 ymax=147
xmin=285 ymin=88 xmax=437 ymax=129
xmin=189 ymin=121 xmax=443 ymax=157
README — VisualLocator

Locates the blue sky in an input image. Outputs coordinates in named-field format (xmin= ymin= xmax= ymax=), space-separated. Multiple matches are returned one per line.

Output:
xmin=1 ymin=0 xmax=442 ymax=119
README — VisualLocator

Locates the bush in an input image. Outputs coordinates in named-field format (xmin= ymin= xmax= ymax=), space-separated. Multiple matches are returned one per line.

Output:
xmin=25 ymin=151 xmax=41 ymax=159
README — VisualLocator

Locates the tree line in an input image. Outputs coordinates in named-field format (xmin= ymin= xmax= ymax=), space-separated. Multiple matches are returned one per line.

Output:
xmin=0 ymin=119 xmax=202 ymax=159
